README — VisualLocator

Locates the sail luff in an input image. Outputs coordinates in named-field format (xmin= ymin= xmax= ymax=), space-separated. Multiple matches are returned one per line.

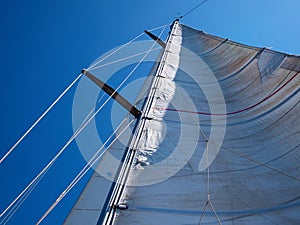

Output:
xmin=101 ymin=20 xmax=180 ymax=225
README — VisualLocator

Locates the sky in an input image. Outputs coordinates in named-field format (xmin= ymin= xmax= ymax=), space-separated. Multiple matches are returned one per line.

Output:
xmin=0 ymin=0 xmax=300 ymax=224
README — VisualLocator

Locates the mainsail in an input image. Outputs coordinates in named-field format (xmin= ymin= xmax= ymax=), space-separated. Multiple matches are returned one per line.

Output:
xmin=65 ymin=20 xmax=300 ymax=224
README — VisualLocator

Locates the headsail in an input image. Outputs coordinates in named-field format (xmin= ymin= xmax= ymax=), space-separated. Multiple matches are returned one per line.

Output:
xmin=66 ymin=21 xmax=300 ymax=224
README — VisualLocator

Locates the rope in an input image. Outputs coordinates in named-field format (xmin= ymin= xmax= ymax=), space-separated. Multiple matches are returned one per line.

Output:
xmin=36 ymin=117 xmax=135 ymax=225
xmin=100 ymin=24 xmax=171 ymax=225
xmin=90 ymin=47 xmax=161 ymax=71
xmin=179 ymin=0 xmax=209 ymax=19
xmin=0 ymin=168 xmax=48 ymax=225
xmin=0 ymin=24 xmax=166 ymax=164
xmin=88 ymin=32 xmax=144 ymax=70
xmin=198 ymin=141 xmax=222 ymax=225
xmin=0 ymin=25 xmax=167 ymax=223
xmin=0 ymin=74 xmax=82 ymax=163
xmin=88 ymin=24 xmax=168 ymax=71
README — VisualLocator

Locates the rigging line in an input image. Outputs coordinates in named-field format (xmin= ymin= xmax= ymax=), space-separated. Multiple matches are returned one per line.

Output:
xmin=208 ymin=201 xmax=222 ymax=225
xmin=73 ymin=31 xmax=164 ymax=137
xmin=115 ymin=23 xmax=168 ymax=190
xmin=0 ymin=167 xmax=48 ymax=225
xmin=1 ymin=28 xmax=163 ymax=220
xmin=198 ymin=141 xmax=222 ymax=225
xmin=148 ymin=24 xmax=170 ymax=32
xmin=179 ymin=0 xmax=209 ymax=19
xmin=88 ymin=23 xmax=167 ymax=113
xmin=0 ymin=79 xmax=112 ymax=219
xmin=78 ymin=75 xmax=120 ymax=129
xmin=198 ymin=202 xmax=222 ymax=225
xmin=64 ymin=118 xmax=134 ymax=200
xmin=221 ymin=145 xmax=300 ymax=183
xmin=82 ymin=45 xmax=161 ymax=121
xmin=74 ymin=89 xmax=108 ymax=134
xmin=100 ymin=25 xmax=170 ymax=224
xmin=88 ymin=24 xmax=168 ymax=71
xmin=126 ymin=22 xmax=176 ymax=134
xmin=89 ymin=47 xmax=161 ymax=71
xmin=0 ymin=73 xmax=82 ymax=164
xmin=37 ymin=118 xmax=134 ymax=225
xmin=87 ymin=32 xmax=144 ymax=70
xmin=206 ymin=141 xmax=210 ymax=200
xmin=1 ymin=98 xmax=128 ymax=223
xmin=7 ymin=108 xmax=128 ymax=224
xmin=2 ymin=23 xmax=167 ymax=223
xmin=198 ymin=201 xmax=209 ymax=225
xmin=36 ymin=117 xmax=135 ymax=225
xmin=107 ymin=25 xmax=175 ymax=196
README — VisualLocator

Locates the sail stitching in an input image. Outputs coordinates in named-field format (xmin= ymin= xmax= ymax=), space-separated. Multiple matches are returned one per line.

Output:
xmin=153 ymin=70 xmax=300 ymax=116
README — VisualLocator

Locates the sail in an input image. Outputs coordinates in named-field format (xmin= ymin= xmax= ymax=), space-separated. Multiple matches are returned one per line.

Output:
xmin=66 ymin=20 xmax=300 ymax=224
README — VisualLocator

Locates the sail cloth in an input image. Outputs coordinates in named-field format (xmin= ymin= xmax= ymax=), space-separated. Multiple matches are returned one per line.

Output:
xmin=66 ymin=21 xmax=300 ymax=225
xmin=111 ymin=22 xmax=300 ymax=224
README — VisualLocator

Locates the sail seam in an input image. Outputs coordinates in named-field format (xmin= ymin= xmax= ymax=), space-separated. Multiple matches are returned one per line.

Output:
xmin=153 ymin=70 xmax=300 ymax=116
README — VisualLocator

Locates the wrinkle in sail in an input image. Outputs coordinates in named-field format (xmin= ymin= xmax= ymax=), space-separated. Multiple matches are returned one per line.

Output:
xmin=113 ymin=22 xmax=300 ymax=225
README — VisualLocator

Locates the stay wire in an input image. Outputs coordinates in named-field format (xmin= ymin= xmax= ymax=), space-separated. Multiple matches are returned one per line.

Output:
xmin=88 ymin=24 xmax=168 ymax=71
xmin=2 ymin=90 xmax=117 ymax=224
xmin=88 ymin=32 xmax=144 ymax=70
xmin=0 ymin=24 xmax=166 ymax=221
xmin=1 ymin=24 xmax=167 ymax=164
xmin=36 ymin=117 xmax=135 ymax=225
xmin=0 ymin=168 xmax=48 ymax=225
xmin=0 ymin=74 xmax=82 ymax=163
xmin=180 ymin=0 xmax=209 ymax=19
xmin=90 ymin=47 xmax=161 ymax=71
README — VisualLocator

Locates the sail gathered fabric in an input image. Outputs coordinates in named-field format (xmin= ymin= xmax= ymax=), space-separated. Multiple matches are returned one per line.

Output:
xmin=66 ymin=21 xmax=300 ymax=225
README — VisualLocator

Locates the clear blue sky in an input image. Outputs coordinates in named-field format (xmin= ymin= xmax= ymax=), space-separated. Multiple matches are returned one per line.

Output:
xmin=0 ymin=0 xmax=299 ymax=224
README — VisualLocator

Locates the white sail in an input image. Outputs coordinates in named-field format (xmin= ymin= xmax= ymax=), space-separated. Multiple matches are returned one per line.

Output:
xmin=66 ymin=20 xmax=300 ymax=224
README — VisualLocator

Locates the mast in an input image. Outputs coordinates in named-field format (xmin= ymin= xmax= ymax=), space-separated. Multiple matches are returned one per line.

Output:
xmin=63 ymin=21 xmax=176 ymax=225
xmin=100 ymin=19 xmax=179 ymax=225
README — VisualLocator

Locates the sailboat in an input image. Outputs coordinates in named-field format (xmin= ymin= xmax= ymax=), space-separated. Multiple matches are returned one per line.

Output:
xmin=64 ymin=19 xmax=300 ymax=224
xmin=1 ymin=15 xmax=300 ymax=225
